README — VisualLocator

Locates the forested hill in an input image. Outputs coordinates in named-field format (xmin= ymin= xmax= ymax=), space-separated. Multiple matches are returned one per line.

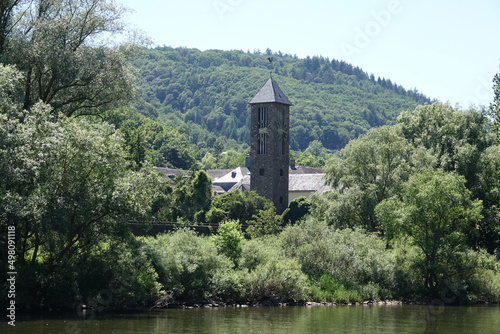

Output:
xmin=133 ymin=47 xmax=432 ymax=151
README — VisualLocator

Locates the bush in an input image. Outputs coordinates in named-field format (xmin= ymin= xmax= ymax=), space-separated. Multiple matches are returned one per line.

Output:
xmin=246 ymin=208 xmax=282 ymax=238
xmin=206 ymin=190 xmax=274 ymax=224
xmin=238 ymin=236 xmax=308 ymax=302
xmin=280 ymin=219 xmax=397 ymax=298
xmin=211 ymin=220 xmax=245 ymax=266
xmin=245 ymin=257 xmax=308 ymax=302
xmin=143 ymin=229 xmax=233 ymax=303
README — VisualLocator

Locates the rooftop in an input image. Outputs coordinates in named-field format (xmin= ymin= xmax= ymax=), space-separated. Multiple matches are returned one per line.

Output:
xmin=249 ymin=78 xmax=293 ymax=106
xmin=288 ymin=173 xmax=331 ymax=193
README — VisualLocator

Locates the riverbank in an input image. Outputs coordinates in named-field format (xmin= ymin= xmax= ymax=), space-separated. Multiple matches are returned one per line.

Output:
xmin=10 ymin=303 xmax=500 ymax=334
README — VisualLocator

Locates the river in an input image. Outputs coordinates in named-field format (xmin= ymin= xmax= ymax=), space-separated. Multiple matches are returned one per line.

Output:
xmin=4 ymin=304 xmax=500 ymax=334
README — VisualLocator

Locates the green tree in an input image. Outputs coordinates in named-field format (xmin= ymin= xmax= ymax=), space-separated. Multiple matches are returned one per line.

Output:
xmin=2 ymin=0 xmax=139 ymax=116
xmin=282 ymin=196 xmax=311 ymax=224
xmin=0 ymin=103 xmax=164 ymax=307
xmin=397 ymin=103 xmax=488 ymax=185
xmin=171 ymin=170 xmax=212 ymax=222
xmin=205 ymin=190 xmax=274 ymax=224
xmin=211 ymin=220 xmax=245 ymax=266
xmin=474 ymin=145 xmax=500 ymax=252
xmin=246 ymin=208 xmax=282 ymax=238
xmin=376 ymin=169 xmax=483 ymax=296
xmin=317 ymin=126 xmax=411 ymax=230
xmin=488 ymin=70 xmax=500 ymax=137
xmin=144 ymin=229 xmax=233 ymax=303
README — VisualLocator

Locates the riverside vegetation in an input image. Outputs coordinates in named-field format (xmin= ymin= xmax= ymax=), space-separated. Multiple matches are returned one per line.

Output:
xmin=0 ymin=0 xmax=500 ymax=312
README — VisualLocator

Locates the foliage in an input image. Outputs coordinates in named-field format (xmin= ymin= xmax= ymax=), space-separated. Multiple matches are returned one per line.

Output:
xmin=246 ymin=207 xmax=283 ymax=238
xmin=167 ymin=170 xmax=212 ymax=222
xmin=70 ymin=238 xmax=162 ymax=310
xmin=280 ymin=220 xmax=397 ymax=298
xmin=474 ymin=145 xmax=500 ymax=252
xmin=309 ymin=275 xmax=382 ymax=303
xmin=1 ymin=0 xmax=140 ymax=117
xmin=0 ymin=103 xmax=165 ymax=308
xmin=107 ymin=107 xmax=197 ymax=169
xmin=488 ymin=70 xmax=500 ymax=137
xmin=239 ymin=236 xmax=308 ymax=302
xmin=211 ymin=220 xmax=245 ymax=266
xmin=245 ymin=257 xmax=308 ymax=302
xmin=205 ymin=190 xmax=274 ymax=224
xmin=201 ymin=149 xmax=248 ymax=170
xmin=143 ymin=229 xmax=233 ymax=303
xmin=397 ymin=103 xmax=489 ymax=184
xmin=282 ymin=196 xmax=312 ymax=225
xmin=143 ymin=230 xmax=308 ymax=304
xmin=317 ymin=125 xmax=412 ymax=230
xmin=376 ymin=169 xmax=483 ymax=296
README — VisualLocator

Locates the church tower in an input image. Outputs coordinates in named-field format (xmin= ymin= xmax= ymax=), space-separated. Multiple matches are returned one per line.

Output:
xmin=249 ymin=78 xmax=292 ymax=214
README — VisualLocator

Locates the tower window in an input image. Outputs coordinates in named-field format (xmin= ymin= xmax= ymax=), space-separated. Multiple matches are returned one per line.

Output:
xmin=277 ymin=107 xmax=286 ymax=155
xmin=258 ymin=107 xmax=268 ymax=154
xmin=259 ymin=168 xmax=265 ymax=176
xmin=280 ymin=169 xmax=284 ymax=176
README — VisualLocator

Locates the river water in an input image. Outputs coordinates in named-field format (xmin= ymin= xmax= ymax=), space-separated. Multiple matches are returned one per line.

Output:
xmin=4 ymin=304 xmax=500 ymax=334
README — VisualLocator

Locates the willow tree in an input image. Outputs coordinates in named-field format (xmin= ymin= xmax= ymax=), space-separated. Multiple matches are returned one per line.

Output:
xmin=1 ymin=0 xmax=139 ymax=117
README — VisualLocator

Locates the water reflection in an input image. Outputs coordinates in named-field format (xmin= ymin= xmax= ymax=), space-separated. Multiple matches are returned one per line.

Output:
xmin=5 ymin=305 xmax=500 ymax=334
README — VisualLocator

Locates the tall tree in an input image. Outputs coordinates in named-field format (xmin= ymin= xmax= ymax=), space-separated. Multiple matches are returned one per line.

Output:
xmin=2 ymin=0 xmax=138 ymax=117
xmin=0 ymin=101 xmax=164 ymax=306
xmin=317 ymin=125 xmax=412 ymax=230
xmin=376 ymin=169 xmax=482 ymax=296
xmin=489 ymin=71 xmax=500 ymax=137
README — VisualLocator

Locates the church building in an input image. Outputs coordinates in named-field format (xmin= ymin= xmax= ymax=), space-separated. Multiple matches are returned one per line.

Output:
xmin=248 ymin=78 xmax=292 ymax=214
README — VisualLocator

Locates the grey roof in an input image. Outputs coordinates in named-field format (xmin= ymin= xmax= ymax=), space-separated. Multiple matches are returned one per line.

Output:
xmin=249 ymin=78 xmax=293 ymax=105
xmin=228 ymin=174 xmax=251 ymax=192
xmin=206 ymin=169 xmax=232 ymax=180
xmin=289 ymin=166 xmax=324 ymax=174
xmin=212 ymin=185 xmax=226 ymax=196
xmin=288 ymin=174 xmax=331 ymax=194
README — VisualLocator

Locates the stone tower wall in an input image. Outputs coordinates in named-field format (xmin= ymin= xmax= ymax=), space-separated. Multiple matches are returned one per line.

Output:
xmin=250 ymin=102 xmax=289 ymax=214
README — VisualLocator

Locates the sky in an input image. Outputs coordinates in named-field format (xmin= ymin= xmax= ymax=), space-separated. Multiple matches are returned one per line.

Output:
xmin=118 ymin=0 xmax=500 ymax=108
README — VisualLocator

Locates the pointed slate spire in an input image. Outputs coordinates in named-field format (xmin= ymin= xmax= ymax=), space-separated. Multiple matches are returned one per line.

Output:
xmin=249 ymin=78 xmax=293 ymax=106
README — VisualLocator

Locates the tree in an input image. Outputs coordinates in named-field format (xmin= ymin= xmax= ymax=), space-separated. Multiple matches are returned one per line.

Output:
xmin=488 ymin=70 xmax=500 ymax=138
xmin=211 ymin=220 xmax=245 ymax=266
xmin=397 ymin=103 xmax=488 ymax=185
xmin=283 ymin=196 xmax=311 ymax=224
xmin=474 ymin=145 xmax=500 ymax=253
xmin=246 ymin=208 xmax=282 ymax=238
xmin=1 ymin=0 xmax=139 ymax=117
xmin=318 ymin=126 xmax=412 ymax=230
xmin=0 ymin=102 xmax=165 ymax=307
xmin=170 ymin=170 xmax=212 ymax=222
xmin=376 ymin=169 xmax=483 ymax=296
xmin=205 ymin=190 xmax=274 ymax=225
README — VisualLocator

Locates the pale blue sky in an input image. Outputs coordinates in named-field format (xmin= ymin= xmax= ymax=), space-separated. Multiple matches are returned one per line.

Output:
xmin=118 ymin=0 xmax=500 ymax=108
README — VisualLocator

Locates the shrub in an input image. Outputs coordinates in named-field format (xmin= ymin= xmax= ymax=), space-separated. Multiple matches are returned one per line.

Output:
xmin=246 ymin=208 xmax=282 ymax=238
xmin=245 ymin=257 xmax=308 ymax=302
xmin=239 ymin=236 xmax=308 ymax=302
xmin=211 ymin=220 xmax=245 ymax=266
xmin=280 ymin=219 xmax=397 ymax=297
xmin=143 ymin=229 xmax=233 ymax=303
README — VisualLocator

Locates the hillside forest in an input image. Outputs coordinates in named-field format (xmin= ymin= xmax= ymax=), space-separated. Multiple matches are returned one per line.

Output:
xmin=1 ymin=0 xmax=500 ymax=311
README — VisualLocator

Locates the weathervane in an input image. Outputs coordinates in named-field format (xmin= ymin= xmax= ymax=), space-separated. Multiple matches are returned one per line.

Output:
xmin=267 ymin=57 xmax=273 ymax=78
